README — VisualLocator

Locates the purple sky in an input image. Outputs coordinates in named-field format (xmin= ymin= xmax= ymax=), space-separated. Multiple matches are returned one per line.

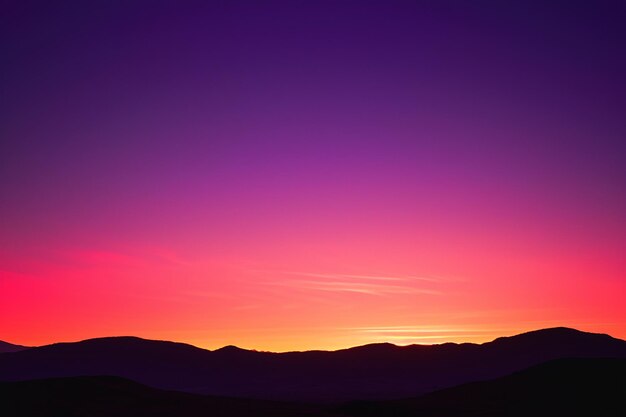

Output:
xmin=2 ymin=1 xmax=625 ymax=350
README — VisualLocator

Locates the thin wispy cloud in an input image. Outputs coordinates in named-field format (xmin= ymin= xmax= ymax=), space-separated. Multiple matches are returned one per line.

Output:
xmin=281 ymin=271 xmax=452 ymax=283
xmin=349 ymin=326 xmax=512 ymax=345
xmin=247 ymin=269 xmax=451 ymax=297
xmin=351 ymin=326 xmax=466 ymax=333
xmin=265 ymin=278 xmax=441 ymax=296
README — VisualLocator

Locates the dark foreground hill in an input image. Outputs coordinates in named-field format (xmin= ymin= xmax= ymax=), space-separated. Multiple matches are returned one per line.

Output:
xmin=339 ymin=358 xmax=626 ymax=417
xmin=0 ymin=376 xmax=333 ymax=417
xmin=1 ymin=359 xmax=624 ymax=417
xmin=1 ymin=327 xmax=625 ymax=401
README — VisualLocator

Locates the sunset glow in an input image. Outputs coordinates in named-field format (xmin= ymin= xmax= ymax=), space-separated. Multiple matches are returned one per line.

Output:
xmin=1 ymin=1 xmax=625 ymax=352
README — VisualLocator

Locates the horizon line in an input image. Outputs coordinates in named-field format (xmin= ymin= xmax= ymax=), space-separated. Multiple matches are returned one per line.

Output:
xmin=2 ymin=326 xmax=619 ymax=354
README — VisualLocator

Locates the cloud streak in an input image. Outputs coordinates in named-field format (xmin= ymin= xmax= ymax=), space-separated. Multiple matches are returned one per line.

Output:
xmin=348 ymin=326 xmax=514 ymax=345
xmin=262 ymin=271 xmax=444 ymax=296
xmin=289 ymin=272 xmax=446 ymax=282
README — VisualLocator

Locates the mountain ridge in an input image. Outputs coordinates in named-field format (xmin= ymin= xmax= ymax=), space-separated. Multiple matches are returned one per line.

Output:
xmin=1 ymin=327 xmax=625 ymax=401
xmin=2 ymin=326 xmax=618 ymax=354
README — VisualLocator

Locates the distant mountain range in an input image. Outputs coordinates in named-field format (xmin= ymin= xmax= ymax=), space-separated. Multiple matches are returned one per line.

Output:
xmin=1 ymin=358 xmax=624 ymax=417
xmin=1 ymin=327 xmax=625 ymax=402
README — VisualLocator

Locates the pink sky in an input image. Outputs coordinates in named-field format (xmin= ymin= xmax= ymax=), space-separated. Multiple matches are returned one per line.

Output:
xmin=2 ymin=1 xmax=625 ymax=351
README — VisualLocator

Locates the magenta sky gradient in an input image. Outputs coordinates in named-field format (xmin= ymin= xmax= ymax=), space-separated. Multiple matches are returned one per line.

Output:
xmin=1 ymin=0 xmax=625 ymax=351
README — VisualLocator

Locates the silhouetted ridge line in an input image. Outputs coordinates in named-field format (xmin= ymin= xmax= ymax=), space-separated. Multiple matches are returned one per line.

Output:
xmin=214 ymin=345 xmax=252 ymax=353
xmin=0 ymin=341 xmax=29 ymax=353
xmin=489 ymin=326 xmax=615 ymax=343
xmin=1 ymin=327 xmax=625 ymax=401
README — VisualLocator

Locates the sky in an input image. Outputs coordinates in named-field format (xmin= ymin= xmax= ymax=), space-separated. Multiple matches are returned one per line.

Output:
xmin=1 ymin=0 xmax=625 ymax=351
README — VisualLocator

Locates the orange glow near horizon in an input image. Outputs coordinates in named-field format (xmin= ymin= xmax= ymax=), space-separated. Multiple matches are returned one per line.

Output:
xmin=2 ymin=1 xmax=625 ymax=353
xmin=2 ymin=234 xmax=625 ymax=351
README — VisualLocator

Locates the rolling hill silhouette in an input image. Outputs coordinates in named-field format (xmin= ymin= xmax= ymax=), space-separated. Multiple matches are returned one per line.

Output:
xmin=0 ymin=375 xmax=334 ymax=417
xmin=1 ymin=358 xmax=624 ymax=417
xmin=1 ymin=327 xmax=625 ymax=401
xmin=338 ymin=358 xmax=626 ymax=416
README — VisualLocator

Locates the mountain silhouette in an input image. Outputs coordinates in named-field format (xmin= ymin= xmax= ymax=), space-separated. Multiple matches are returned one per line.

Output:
xmin=2 ymin=358 xmax=624 ymax=417
xmin=1 ymin=327 xmax=625 ymax=401
xmin=338 ymin=358 xmax=626 ymax=416
xmin=0 ymin=340 xmax=29 ymax=353
xmin=0 ymin=375 xmax=333 ymax=417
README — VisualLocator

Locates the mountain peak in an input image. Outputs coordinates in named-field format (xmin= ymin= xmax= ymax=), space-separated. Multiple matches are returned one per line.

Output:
xmin=483 ymin=327 xmax=624 ymax=357
xmin=31 ymin=336 xmax=210 ymax=357
xmin=492 ymin=327 xmax=613 ymax=343
xmin=340 ymin=342 xmax=400 ymax=353
xmin=215 ymin=345 xmax=248 ymax=353
xmin=520 ymin=327 xmax=587 ymax=336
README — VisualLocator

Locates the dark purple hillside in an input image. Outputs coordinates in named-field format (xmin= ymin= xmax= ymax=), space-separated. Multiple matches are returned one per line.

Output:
xmin=0 ymin=341 xmax=29 ymax=353
xmin=338 ymin=358 xmax=626 ymax=417
xmin=1 ymin=328 xmax=625 ymax=401
xmin=0 ymin=376 xmax=333 ymax=417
